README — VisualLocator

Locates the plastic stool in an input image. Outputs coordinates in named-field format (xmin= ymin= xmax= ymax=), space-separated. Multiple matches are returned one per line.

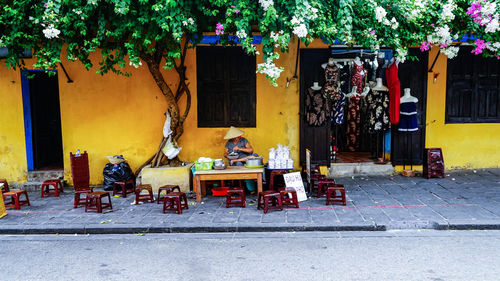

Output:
xmin=326 ymin=184 xmax=346 ymax=206
xmin=85 ymin=191 xmax=113 ymax=213
xmin=135 ymin=184 xmax=154 ymax=204
xmin=268 ymin=170 xmax=288 ymax=191
xmin=157 ymin=185 xmax=181 ymax=204
xmin=226 ymin=187 xmax=246 ymax=208
xmin=163 ymin=192 xmax=188 ymax=214
xmin=41 ymin=179 xmax=63 ymax=198
xmin=3 ymin=190 xmax=30 ymax=210
xmin=279 ymin=188 xmax=299 ymax=208
xmin=74 ymin=188 xmax=94 ymax=208
xmin=317 ymin=179 xmax=336 ymax=198
xmin=257 ymin=191 xmax=283 ymax=214
xmin=112 ymin=179 xmax=136 ymax=198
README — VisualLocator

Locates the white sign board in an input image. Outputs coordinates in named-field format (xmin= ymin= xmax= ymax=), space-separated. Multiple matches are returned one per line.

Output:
xmin=283 ymin=172 xmax=307 ymax=202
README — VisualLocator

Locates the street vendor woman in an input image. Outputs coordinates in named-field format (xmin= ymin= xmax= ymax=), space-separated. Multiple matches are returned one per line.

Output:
xmin=224 ymin=126 xmax=256 ymax=166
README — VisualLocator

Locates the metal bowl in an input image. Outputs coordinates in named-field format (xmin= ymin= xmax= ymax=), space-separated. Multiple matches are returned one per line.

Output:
xmin=227 ymin=153 xmax=239 ymax=160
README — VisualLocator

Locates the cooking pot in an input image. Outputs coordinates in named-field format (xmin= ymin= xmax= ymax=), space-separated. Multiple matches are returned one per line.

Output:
xmin=246 ymin=156 xmax=263 ymax=167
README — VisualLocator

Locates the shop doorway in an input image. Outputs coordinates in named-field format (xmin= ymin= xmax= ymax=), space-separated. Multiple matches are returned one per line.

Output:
xmin=299 ymin=48 xmax=427 ymax=166
xmin=21 ymin=70 xmax=64 ymax=170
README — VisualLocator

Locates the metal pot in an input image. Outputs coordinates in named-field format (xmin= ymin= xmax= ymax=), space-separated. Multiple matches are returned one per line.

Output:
xmin=246 ymin=156 xmax=263 ymax=167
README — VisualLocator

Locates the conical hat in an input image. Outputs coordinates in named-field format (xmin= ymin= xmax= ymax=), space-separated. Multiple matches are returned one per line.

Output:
xmin=224 ymin=126 xmax=244 ymax=139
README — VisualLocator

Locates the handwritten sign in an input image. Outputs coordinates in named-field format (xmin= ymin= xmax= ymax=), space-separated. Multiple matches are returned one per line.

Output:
xmin=283 ymin=172 xmax=307 ymax=202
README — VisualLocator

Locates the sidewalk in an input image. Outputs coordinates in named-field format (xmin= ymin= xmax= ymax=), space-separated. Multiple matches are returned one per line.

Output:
xmin=1 ymin=169 xmax=500 ymax=234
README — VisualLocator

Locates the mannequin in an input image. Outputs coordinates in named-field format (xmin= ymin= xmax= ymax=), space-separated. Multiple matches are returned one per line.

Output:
xmin=371 ymin=78 xmax=388 ymax=91
xmin=354 ymin=56 xmax=362 ymax=66
xmin=401 ymin=88 xmax=418 ymax=103
xmin=386 ymin=57 xmax=401 ymax=124
xmin=371 ymin=57 xmax=379 ymax=81
xmin=321 ymin=57 xmax=342 ymax=69
xmin=311 ymin=82 xmax=322 ymax=90
xmin=305 ymin=82 xmax=327 ymax=126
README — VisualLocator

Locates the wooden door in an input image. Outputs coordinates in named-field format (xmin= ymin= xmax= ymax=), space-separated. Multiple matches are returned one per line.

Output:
xmin=391 ymin=49 xmax=428 ymax=165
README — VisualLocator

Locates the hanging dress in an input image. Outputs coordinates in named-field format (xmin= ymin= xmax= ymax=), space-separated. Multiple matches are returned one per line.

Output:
xmin=398 ymin=101 xmax=418 ymax=132
xmin=366 ymin=89 xmax=390 ymax=133
xmin=305 ymin=87 xmax=328 ymax=126
xmin=346 ymin=62 xmax=364 ymax=151
xmin=385 ymin=62 xmax=401 ymax=124
xmin=322 ymin=64 xmax=345 ymax=124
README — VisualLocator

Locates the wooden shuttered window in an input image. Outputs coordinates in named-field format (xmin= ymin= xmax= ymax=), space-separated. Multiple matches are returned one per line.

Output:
xmin=196 ymin=46 xmax=256 ymax=127
xmin=446 ymin=47 xmax=500 ymax=123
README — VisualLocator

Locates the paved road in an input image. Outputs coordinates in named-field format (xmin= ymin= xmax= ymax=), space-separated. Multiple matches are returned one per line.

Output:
xmin=2 ymin=231 xmax=500 ymax=280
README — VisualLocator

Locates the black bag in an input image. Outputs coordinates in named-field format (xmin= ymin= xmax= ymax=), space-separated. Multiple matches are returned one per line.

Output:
xmin=103 ymin=162 xmax=134 ymax=191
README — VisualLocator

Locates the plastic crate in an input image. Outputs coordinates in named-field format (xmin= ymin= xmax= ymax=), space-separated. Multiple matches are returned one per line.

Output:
xmin=194 ymin=160 xmax=214 ymax=171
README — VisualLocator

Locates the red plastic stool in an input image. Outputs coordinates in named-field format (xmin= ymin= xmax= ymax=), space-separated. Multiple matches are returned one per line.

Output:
xmin=326 ymin=184 xmax=346 ymax=206
xmin=317 ymin=179 xmax=336 ymax=198
xmin=85 ymin=191 xmax=113 ymax=213
xmin=310 ymin=174 xmax=326 ymax=194
xmin=3 ymin=190 xmax=30 ymax=210
xmin=157 ymin=185 xmax=181 ymax=204
xmin=268 ymin=170 xmax=288 ymax=191
xmin=226 ymin=187 xmax=246 ymax=208
xmin=74 ymin=188 xmax=94 ymax=208
xmin=135 ymin=184 xmax=154 ymax=204
xmin=163 ymin=192 xmax=188 ymax=214
xmin=112 ymin=179 xmax=136 ymax=198
xmin=41 ymin=179 xmax=63 ymax=198
xmin=279 ymin=188 xmax=299 ymax=208
xmin=257 ymin=191 xmax=283 ymax=214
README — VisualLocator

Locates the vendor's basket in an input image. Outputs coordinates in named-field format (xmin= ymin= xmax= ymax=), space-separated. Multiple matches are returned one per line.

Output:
xmin=194 ymin=160 xmax=214 ymax=171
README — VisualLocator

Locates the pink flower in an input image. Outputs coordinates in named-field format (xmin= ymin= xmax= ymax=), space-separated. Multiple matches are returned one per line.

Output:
xmin=370 ymin=30 xmax=375 ymax=35
xmin=466 ymin=2 xmax=482 ymax=17
xmin=420 ymin=42 xmax=431 ymax=52
xmin=471 ymin=39 xmax=486 ymax=55
xmin=440 ymin=43 xmax=448 ymax=48
xmin=231 ymin=5 xmax=235 ymax=8
xmin=235 ymin=10 xmax=240 ymax=14
xmin=44 ymin=2 xmax=47 ymax=7
xmin=215 ymin=23 xmax=224 ymax=35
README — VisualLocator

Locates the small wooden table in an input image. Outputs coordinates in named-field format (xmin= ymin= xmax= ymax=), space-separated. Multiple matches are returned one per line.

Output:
xmin=193 ymin=166 xmax=264 ymax=202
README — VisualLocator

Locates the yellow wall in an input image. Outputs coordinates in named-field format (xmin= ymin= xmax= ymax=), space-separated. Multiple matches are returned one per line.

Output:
xmin=424 ymin=47 xmax=500 ymax=169
xmin=2 ymin=41 xmax=499 ymax=186
xmin=0 ymin=69 xmax=28 ymax=183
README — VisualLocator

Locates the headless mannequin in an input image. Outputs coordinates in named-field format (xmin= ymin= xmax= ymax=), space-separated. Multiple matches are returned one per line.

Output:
xmin=311 ymin=82 xmax=322 ymax=90
xmin=401 ymin=88 xmax=418 ymax=103
xmin=321 ymin=57 xmax=342 ymax=69
xmin=371 ymin=78 xmax=388 ymax=91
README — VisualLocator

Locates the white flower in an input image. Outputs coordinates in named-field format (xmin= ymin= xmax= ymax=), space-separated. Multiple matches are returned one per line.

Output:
xmin=290 ymin=16 xmax=302 ymax=25
xmin=236 ymin=30 xmax=247 ymax=39
xmin=87 ymin=0 xmax=98 ymax=5
xmin=259 ymin=0 xmax=274 ymax=11
xmin=270 ymin=31 xmax=279 ymax=42
xmin=42 ymin=24 xmax=60 ymax=39
xmin=485 ymin=15 xmax=500 ymax=33
xmin=0 ymin=39 xmax=3 ymax=47
xmin=481 ymin=2 xmax=497 ymax=17
xmin=441 ymin=46 xmax=459 ymax=59
xmin=375 ymin=7 xmax=387 ymax=23
xmin=129 ymin=60 xmax=143 ymax=68
xmin=293 ymin=23 xmax=308 ymax=38
xmin=396 ymin=47 xmax=408 ymax=63
xmin=390 ymin=17 xmax=399 ymax=29
xmin=441 ymin=1 xmax=456 ymax=21
xmin=257 ymin=57 xmax=284 ymax=82
xmin=29 ymin=16 xmax=34 ymax=21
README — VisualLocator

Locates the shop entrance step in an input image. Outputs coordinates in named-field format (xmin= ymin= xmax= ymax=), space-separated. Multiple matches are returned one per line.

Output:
xmin=21 ymin=170 xmax=64 ymax=192
xmin=329 ymin=162 xmax=394 ymax=177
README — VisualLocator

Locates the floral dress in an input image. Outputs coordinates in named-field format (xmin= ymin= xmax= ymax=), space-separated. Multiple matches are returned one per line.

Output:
xmin=305 ymin=88 xmax=328 ymax=126
xmin=365 ymin=89 xmax=390 ymax=133
xmin=346 ymin=63 xmax=364 ymax=151
xmin=322 ymin=64 xmax=345 ymax=124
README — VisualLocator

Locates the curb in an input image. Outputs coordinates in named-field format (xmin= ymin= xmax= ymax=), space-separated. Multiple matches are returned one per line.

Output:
xmin=0 ymin=224 xmax=385 ymax=235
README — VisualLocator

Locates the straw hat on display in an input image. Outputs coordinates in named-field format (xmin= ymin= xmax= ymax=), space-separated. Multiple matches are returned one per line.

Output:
xmin=224 ymin=126 xmax=245 ymax=140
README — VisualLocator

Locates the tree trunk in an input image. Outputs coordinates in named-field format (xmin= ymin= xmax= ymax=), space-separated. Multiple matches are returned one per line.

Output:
xmin=134 ymin=44 xmax=191 ymax=177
